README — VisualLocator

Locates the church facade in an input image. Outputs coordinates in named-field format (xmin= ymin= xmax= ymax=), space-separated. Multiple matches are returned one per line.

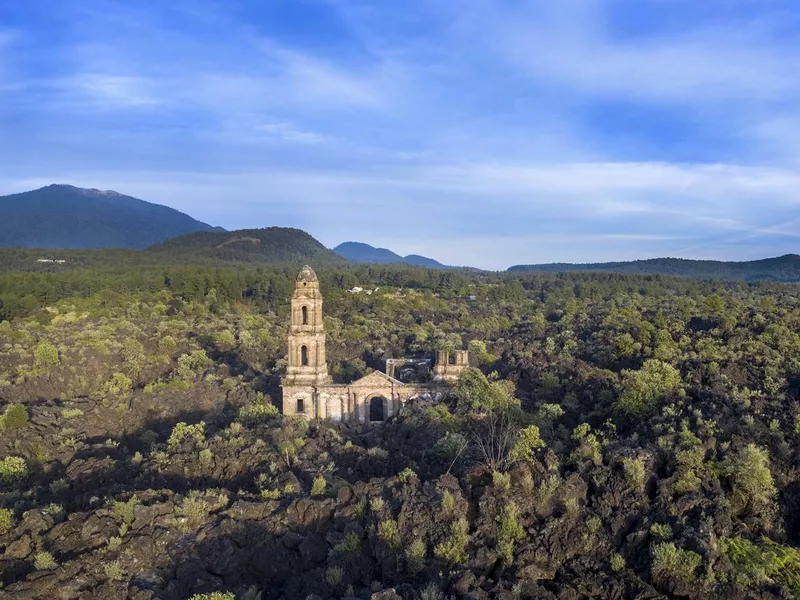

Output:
xmin=281 ymin=266 xmax=468 ymax=422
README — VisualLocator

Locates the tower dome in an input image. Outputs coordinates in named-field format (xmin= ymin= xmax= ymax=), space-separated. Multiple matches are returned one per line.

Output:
xmin=296 ymin=265 xmax=318 ymax=283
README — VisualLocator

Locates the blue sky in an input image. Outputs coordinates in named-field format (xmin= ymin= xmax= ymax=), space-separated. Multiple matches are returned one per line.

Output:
xmin=1 ymin=0 xmax=799 ymax=269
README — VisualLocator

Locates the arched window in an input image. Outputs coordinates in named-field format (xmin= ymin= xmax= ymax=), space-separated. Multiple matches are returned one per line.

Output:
xmin=296 ymin=398 xmax=305 ymax=413
xmin=301 ymin=305 xmax=308 ymax=325
xmin=301 ymin=345 xmax=309 ymax=366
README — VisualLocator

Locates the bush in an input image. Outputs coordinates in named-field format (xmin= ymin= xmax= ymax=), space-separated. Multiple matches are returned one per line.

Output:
xmin=1 ymin=403 xmax=28 ymax=430
xmin=189 ymin=594 xmax=235 ymax=600
xmin=441 ymin=489 xmax=455 ymax=513
xmin=434 ymin=518 xmax=469 ymax=565
xmin=238 ymin=400 xmax=280 ymax=427
xmin=651 ymin=542 xmax=702 ymax=583
xmin=325 ymin=566 xmax=344 ymax=588
xmin=510 ymin=425 xmax=545 ymax=463
xmin=0 ymin=507 xmax=14 ymax=534
xmin=616 ymin=360 xmax=682 ymax=417
xmin=33 ymin=340 xmax=60 ymax=372
xmin=0 ymin=456 xmax=29 ymax=484
xmin=33 ymin=551 xmax=58 ymax=570
xmin=111 ymin=495 xmax=138 ymax=527
xmin=311 ymin=476 xmax=326 ymax=497
xmin=378 ymin=519 xmax=401 ymax=549
xmin=497 ymin=503 xmax=524 ymax=565
xmin=62 ymin=408 xmax=84 ymax=420
xmin=168 ymin=422 xmax=206 ymax=447
xmin=405 ymin=538 xmax=426 ymax=573
xmin=650 ymin=523 xmax=673 ymax=540
xmin=492 ymin=470 xmax=511 ymax=490
xmin=721 ymin=536 xmax=800 ymax=595
xmin=431 ymin=432 xmax=468 ymax=462
xmin=611 ymin=553 xmax=626 ymax=572
xmin=104 ymin=560 xmax=123 ymax=581
xmin=622 ymin=456 xmax=647 ymax=491
xmin=724 ymin=444 xmax=777 ymax=517
xmin=105 ymin=372 xmax=133 ymax=396
xmin=335 ymin=531 xmax=362 ymax=554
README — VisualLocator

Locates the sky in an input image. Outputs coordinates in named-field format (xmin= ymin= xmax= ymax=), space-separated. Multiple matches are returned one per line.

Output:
xmin=1 ymin=0 xmax=800 ymax=270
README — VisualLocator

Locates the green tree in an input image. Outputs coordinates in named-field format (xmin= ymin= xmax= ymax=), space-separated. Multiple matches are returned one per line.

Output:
xmin=616 ymin=359 xmax=682 ymax=417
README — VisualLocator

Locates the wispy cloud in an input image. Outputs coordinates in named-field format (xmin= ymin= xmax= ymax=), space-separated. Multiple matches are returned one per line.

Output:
xmin=2 ymin=0 xmax=800 ymax=268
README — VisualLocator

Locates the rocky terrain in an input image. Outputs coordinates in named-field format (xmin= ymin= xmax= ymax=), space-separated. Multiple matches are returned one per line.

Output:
xmin=1 ymin=267 xmax=799 ymax=599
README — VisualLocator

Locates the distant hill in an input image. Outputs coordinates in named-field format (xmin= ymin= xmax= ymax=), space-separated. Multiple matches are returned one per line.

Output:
xmin=149 ymin=227 xmax=346 ymax=266
xmin=508 ymin=254 xmax=800 ymax=282
xmin=0 ymin=184 xmax=221 ymax=249
xmin=333 ymin=242 xmax=456 ymax=269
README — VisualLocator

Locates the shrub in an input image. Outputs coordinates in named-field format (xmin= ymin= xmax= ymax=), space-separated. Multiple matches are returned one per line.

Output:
xmin=177 ymin=350 xmax=213 ymax=380
xmin=651 ymin=542 xmax=702 ymax=583
xmin=434 ymin=518 xmax=469 ymax=565
xmin=0 ymin=507 xmax=14 ymax=534
xmin=158 ymin=335 xmax=177 ymax=353
xmin=111 ymin=495 xmax=138 ymax=527
xmin=105 ymin=372 xmax=133 ymax=396
xmin=616 ymin=360 xmax=682 ymax=417
xmin=369 ymin=497 xmax=385 ymax=512
xmin=33 ymin=340 xmax=60 ymax=372
xmin=622 ymin=456 xmax=647 ymax=491
xmin=311 ymin=476 xmax=326 ymax=497
xmin=335 ymin=530 xmax=362 ymax=554
xmin=510 ymin=425 xmax=545 ymax=463
xmin=62 ymin=408 xmax=84 ymax=420
xmin=397 ymin=467 xmax=416 ymax=482
xmin=405 ymin=538 xmax=426 ymax=573
xmin=104 ymin=560 xmax=123 ymax=581
xmin=611 ymin=553 xmax=626 ymax=572
xmin=0 ymin=456 xmax=29 ymax=483
xmin=492 ymin=470 xmax=511 ymax=490
xmin=378 ymin=519 xmax=401 ymax=549
xmin=723 ymin=444 xmax=777 ymax=517
xmin=33 ymin=551 xmax=58 ymax=570
xmin=189 ymin=594 xmax=235 ymax=600
xmin=431 ymin=432 xmax=468 ymax=462
xmin=570 ymin=423 xmax=602 ymax=466
xmin=721 ymin=536 xmax=800 ymax=595
xmin=650 ymin=523 xmax=673 ymax=540
xmin=325 ymin=566 xmax=344 ymax=588
xmin=238 ymin=399 xmax=280 ymax=427
xmin=199 ymin=449 xmax=214 ymax=466
xmin=497 ymin=503 xmax=525 ymax=565
xmin=175 ymin=492 xmax=214 ymax=532
xmin=441 ymin=489 xmax=455 ymax=513
xmin=1 ymin=403 xmax=29 ymax=430
xmin=168 ymin=422 xmax=206 ymax=447
xmin=260 ymin=488 xmax=281 ymax=500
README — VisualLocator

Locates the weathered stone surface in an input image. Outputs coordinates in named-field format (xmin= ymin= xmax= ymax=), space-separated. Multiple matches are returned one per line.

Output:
xmin=5 ymin=533 xmax=33 ymax=559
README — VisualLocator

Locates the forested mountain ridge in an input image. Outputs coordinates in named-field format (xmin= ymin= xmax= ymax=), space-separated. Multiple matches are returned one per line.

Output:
xmin=0 ymin=184 xmax=221 ymax=249
xmin=148 ymin=227 xmax=347 ymax=265
xmin=0 ymin=228 xmax=347 ymax=273
xmin=334 ymin=241 xmax=455 ymax=269
xmin=509 ymin=254 xmax=800 ymax=282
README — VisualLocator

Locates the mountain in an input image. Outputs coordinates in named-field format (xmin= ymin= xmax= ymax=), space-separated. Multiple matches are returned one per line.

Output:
xmin=0 ymin=184 xmax=221 ymax=249
xmin=148 ymin=227 xmax=346 ymax=266
xmin=333 ymin=241 xmax=452 ymax=269
xmin=507 ymin=254 xmax=800 ymax=282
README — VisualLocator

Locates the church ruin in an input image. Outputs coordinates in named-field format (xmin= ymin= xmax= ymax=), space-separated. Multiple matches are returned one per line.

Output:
xmin=281 ymin=265 xmax=467 ymax=422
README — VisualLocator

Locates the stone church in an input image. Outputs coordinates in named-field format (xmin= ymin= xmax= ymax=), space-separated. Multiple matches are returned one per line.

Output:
xmin=281 ymin=266 xmax=468 ymax=422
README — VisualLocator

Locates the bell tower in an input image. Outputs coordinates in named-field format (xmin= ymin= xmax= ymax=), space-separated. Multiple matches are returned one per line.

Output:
xmin=284 ymin=265 xmax=331 ymax=386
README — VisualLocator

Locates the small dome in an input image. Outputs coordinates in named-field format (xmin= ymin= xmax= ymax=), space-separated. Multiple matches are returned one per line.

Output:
xmin=296 ymin=265 xmax=318 ymax=283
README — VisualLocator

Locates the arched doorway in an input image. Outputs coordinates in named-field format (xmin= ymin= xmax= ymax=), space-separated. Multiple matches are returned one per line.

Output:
xmin=369 ymin=396 xmax=386 ymax=422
